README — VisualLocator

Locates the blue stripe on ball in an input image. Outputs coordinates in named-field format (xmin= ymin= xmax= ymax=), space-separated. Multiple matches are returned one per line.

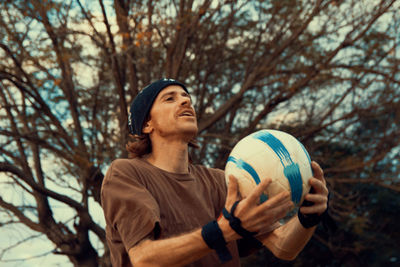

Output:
xmin=252 ymin=131 xmax=303 ymax=204
xmin=227 ymin=156 xmax=268 ymax=203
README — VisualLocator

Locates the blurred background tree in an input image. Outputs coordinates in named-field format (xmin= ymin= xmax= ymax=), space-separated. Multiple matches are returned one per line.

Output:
xmin=0 ymin=0 xmax=399 ymax=266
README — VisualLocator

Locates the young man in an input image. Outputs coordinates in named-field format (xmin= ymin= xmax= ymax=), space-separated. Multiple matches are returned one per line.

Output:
xmin=101 ymin=78 xmax=329 ymax=266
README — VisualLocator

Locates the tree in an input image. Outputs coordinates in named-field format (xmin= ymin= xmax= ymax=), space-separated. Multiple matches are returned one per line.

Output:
xmin=0 ymin=0 xmax=399 ymax=266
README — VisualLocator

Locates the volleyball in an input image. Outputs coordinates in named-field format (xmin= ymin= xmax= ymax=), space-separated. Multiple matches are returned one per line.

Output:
xmin=225 ymin=129 xmax=313 ymax=207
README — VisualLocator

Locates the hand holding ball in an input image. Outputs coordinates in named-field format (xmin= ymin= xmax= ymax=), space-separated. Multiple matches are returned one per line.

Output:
xmin=225 ymin=129 xmax=313 ymax=209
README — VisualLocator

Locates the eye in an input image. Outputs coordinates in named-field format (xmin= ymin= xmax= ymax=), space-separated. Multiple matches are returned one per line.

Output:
xmin=165 ymin=96 xmax=174 ymax=101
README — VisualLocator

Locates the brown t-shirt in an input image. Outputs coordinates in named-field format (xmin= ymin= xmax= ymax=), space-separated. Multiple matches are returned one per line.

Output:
xmin=101 ymin=157 xmax=241 ymax=267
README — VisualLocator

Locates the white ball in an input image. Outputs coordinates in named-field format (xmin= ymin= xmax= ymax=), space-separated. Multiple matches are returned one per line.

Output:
xmin=225 ymin=129 xmax=313 ymax=206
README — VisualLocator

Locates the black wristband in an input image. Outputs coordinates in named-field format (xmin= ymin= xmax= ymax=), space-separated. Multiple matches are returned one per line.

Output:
xmin=298 ymin=208 xmax=325 ymax=228
xmin=222 ymin=201 xmax=263 ymax=247
xmin=298 ymin=189 xmax=334 ymax=229
xmin=201 ymin=221 xmax=232 ymax=263
xmin=298 ymin=187 xmax=322 ymax=228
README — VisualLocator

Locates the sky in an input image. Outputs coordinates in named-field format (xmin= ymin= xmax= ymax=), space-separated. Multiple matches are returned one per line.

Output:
xmin=0 ymin=1 xmax=110 ymax=265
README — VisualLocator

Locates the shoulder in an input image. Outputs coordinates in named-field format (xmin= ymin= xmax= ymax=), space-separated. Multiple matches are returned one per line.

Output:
xmin=102 ymin=158 xmax=150 ymax=189
xmin=101 ymin=158 xmax=157 ymax=205
xmin=106 ymin=158 xmax=146 ymax=176
xmin=109 ymin=157 xmax=144 ymax=170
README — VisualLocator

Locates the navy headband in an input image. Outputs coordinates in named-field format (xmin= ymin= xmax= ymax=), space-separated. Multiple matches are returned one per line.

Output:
xmin=128 ymin=78 xmax=188 ymax=136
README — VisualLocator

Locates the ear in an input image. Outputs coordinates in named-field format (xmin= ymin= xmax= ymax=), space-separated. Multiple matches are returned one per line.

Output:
xmin=142 ymin=120 xmax=153 ymax=134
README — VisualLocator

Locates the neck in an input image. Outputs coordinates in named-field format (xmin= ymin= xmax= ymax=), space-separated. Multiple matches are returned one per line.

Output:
xmin=146 ymin=138 xmax=190 ymax=174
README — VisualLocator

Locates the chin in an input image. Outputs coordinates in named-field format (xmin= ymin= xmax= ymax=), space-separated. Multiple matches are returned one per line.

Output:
xmin=181 ymin=126 xmax=198 ymax=140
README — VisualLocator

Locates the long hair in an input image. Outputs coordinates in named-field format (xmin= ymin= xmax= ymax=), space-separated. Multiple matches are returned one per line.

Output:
xmin=126 ymin=134 xmax=152 ymax=159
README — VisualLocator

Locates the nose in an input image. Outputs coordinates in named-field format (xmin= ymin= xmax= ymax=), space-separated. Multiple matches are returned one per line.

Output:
xmin=179 ymin=96 xmax=191 ymax=107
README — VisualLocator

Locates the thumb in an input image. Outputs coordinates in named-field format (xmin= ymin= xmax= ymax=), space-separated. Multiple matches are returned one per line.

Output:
xmin=226 ymin=175 xmax=239 ymax=208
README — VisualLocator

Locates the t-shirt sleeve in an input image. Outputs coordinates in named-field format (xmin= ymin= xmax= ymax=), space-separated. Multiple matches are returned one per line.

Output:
xmin=101 ymin=159 xmax=160 ymax=252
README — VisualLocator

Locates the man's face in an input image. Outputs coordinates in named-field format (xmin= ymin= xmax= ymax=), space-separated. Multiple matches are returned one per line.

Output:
xmin=144 ymin=85 xmax=198 ymax=141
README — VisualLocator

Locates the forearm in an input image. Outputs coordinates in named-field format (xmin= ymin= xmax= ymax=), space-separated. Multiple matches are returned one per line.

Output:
xmin=260 ymin=216 xmax=316 ymax=260
xmin=129 ymin=219 xmax=239 ymax=267
xmin=129 ymin=229 xmax=208 ymax=267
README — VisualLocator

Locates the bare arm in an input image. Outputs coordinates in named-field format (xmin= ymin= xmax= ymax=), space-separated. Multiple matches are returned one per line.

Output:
xmin=128 ymin=219 xmax=240 ymax=267
xmin=129 ymin=229 xmax=211 ymax=267
xmin=260 ymin=215 xmax=316 ymax=260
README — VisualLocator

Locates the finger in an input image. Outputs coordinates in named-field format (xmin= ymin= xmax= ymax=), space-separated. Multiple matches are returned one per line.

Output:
xmin=225 ymin=175 xmax=239 ymax=208
xmin=300 ymin=202 xmax=327 ymax=215
xmin=268 ymin=200 xmax=294 ymax=220
xmin=242 ymin=197 xmax=294 ymax=232
xmin=245 ymin=178 xmax=272 ymax=204
xmin=309 ymin=178 xmax=328 ymax=195
xmin=304 ymin=193 xmax=327 ymax=205
xmin=259 ymin=190 xmax=291 ymax=210
xmin=311 ymin=161 xmax=325 ymax=183
xmin=257 ymin=198 xmax=294 ymax=225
